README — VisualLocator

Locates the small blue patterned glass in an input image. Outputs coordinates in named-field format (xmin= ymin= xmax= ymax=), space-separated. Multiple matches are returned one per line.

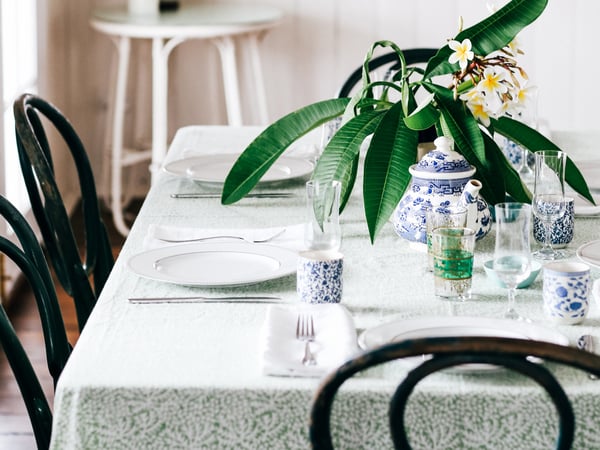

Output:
xmin=543 ymin=262 xmax=590 ymax=325
xmin=297 ymin=251 xmax=343 ymax=304
xmin=533 ymin=197 xmax=574 ymax=249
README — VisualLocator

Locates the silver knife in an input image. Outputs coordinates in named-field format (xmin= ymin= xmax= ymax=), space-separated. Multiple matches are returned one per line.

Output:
xmin=171 ymin=193 xmax=295 ymax=199
xmin=128 ymin=295 xmax=284 ymax=304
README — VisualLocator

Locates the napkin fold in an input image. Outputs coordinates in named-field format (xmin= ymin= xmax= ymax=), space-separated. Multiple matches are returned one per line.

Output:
xmin=144 ymin=223 xmax=306 ymax=251
xmin=260 ymin=304 xmax=359 ymax=377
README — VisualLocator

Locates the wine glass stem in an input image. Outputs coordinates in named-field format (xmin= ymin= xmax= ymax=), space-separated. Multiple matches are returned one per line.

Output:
xmin=505 ymin=286 xmax=518 ymax=319
xmin=544 ymin=221 xmax=554 ymax=252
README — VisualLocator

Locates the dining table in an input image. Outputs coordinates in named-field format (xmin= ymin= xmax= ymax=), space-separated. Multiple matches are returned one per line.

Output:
xmin=50 ymin=125 xmax=600 ymax=449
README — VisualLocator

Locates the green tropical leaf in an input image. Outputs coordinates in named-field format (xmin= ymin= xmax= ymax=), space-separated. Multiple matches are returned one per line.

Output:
xmin=480 ymin=132 xmax=530 ymax=204
xmin=222 ymin=98 xmax=349 ymax=204
xmin=425 ymin=0 xmax=548 ymax=78
xmin=493 ymin=117 xmax=594 ymax=204
xmin=363 ymin=102 xmax=419 ymax=242
xmin=492 ymin=117 xmax=557 ymax=150
xmin=426 ymin=83 xmax=485 ymax=162
xmin=313 ymin=109 xmax=386 ymax=211
xmin=403 ymin=94 xmax=439 ymax=130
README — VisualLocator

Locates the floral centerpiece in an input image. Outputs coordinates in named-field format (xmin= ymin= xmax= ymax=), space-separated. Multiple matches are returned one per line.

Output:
xmin=221 ymin=0 xmax=593 ymax=242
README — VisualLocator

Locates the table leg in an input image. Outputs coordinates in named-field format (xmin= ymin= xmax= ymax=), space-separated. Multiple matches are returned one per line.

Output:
xmin=213 ymin=36 xmax=243 ymax=126
xmin=150 ymin=36 xmax=185 ymax=183
xmin=244 ymin=32 xmax=269 ymax=125
xmin=111 ymin=35 xmax=132 ymax=236
xmin=151 ymin=37 xmax=168 ymax=182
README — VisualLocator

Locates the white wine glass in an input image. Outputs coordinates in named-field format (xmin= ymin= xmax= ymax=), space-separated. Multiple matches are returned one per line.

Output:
xmin=493 ymin=202 xmax=532 ymax=320
xmin=532 ymin=150 xmax=566 ymax=260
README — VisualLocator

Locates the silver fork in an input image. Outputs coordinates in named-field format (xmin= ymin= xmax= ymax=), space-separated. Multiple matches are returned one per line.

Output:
xmin=156 ymin=228 xmax=286 ymax=244
xmin=296 ymin=313 xmax=317 ymax=366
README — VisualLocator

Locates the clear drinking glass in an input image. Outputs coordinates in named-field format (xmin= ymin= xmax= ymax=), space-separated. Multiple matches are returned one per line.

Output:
xmin=532 ymin=150 xmax=566 ymax=260
xmin=493 ymin=202 xmax=532 ymax=320
xmin=426 ymin=206 xmax=468 ymax=271
xmin=502 ymin=87 xmax=538 ymax=185
xmin=515 ymin=87 xmax=538 ymax=183
xmin=431 ymin=227 xmax=475 ymax=301
xmin=304 ymin=180 xmax=342 ymax=251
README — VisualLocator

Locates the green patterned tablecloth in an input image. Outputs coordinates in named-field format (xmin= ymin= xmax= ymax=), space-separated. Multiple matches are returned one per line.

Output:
xmin=50 ymin=126 xmax=600 ymax=449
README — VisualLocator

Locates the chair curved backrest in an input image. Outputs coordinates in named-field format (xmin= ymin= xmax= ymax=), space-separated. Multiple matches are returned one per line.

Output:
xmin=13 ymin=93 xmax=114 ymax=331
xmin=0 ymin=304 xmax=52 ymax=449
xmin=0 ymin=195 xmax=71 ymax=385
xmin=337 ymin=48 xmax=438 ymax=143
xmin=310 ymin=336 xmax=600 ymax=450
xmin=0 ymin=195 xmax=74 ymax=449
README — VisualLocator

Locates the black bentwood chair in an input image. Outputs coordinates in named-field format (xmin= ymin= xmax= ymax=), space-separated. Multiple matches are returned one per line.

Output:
xmin=0 ymin=195 xmax=71 ymax=385
xmin=14 ymin=93 xmax=114 ymax=331
xmin=0 ymin=304 xmax=53 ymax=450
xmin=0 ymin=195 xmax=73 ymax=449
xmin=309 ymin=336 xmax=600 ymax=450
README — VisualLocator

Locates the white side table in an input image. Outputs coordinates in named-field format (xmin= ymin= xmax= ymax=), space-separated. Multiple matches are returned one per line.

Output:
xmin=91 ymin=4 xmax=283 ymax=235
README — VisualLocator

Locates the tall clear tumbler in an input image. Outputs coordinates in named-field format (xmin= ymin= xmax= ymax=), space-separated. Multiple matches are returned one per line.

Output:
xmin=532 ymin=150 xmax=566 ymax=260
xmin=304 ymin=180 xmax=341 ymax=251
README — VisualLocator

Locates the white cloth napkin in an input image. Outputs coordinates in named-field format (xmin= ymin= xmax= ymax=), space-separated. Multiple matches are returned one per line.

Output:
xmin=143 ymin=223 xmax=306 ymax=251
xmin=260 ymin=303 xmax=359 ymax=377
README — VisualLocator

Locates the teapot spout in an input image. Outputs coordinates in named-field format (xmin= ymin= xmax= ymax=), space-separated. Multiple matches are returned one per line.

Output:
xmin=458 ymin=179 xmax=491 ymax=240
xmin=459 ymin=179 xmax=482 ymax=207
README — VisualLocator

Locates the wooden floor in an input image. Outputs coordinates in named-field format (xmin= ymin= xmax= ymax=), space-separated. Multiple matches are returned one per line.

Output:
xmin=0 ymin=200 xmax=135 ymax=449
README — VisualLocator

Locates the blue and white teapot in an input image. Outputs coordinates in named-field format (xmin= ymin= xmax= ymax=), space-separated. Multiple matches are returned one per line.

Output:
xmin=393 ymin=136 xmax=492 ymax=243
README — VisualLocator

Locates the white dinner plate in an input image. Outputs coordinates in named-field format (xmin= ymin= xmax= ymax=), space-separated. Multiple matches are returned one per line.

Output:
xmin=571 ymin=190 xmax=600 ymax=217
xmin=163 ymin=154 xmax=314 ymax=185
xmin=127 ymin=243 xmax=298 ymax=287
xmin=576 ymin=240 xmax=600 ymax=269
xmin=358 ymin=316 xmax=569 ymax=373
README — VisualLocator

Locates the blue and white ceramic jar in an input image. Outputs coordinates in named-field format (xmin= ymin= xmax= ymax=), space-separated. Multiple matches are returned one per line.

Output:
xmin=543 ymin=261 xmax=591 ymax=324
xmin=533 ymin=197 xmax=574 ymax=249
xmin=393 ymin=137 xmax=491 ymax=243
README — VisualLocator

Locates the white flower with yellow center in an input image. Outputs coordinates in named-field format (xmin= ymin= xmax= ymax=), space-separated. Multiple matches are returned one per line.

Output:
xmin=513 ymin=83 xmax=537 ymax=107
xmin=459 ymin=88 xmax=484 ymax=105
xmin=467 ymin=102 xmax=491 ymax=127
xmin=448 ymin=38 xmax=474 ymax=70
xmin=477 ymin=67 xmax=508 ymax=96
xmin=507 ymin=37 xmax=521 ymax=55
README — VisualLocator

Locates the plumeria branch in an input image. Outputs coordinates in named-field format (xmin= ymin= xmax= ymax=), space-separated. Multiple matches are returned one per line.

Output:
xmin=447 ymin=37 xmax=533 ymax=127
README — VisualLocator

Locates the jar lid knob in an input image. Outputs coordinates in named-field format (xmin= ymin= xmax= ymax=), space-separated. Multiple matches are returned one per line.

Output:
xmin=434 ymin=136 xmax=454 ymax=152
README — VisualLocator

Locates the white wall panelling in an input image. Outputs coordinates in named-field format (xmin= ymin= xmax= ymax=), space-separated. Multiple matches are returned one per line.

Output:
xmin=39 ymin=0 xmax=600 ymax=203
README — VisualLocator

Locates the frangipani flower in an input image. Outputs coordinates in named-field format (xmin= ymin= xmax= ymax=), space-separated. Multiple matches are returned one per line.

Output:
xmin=513 ymin=83 xmax=538 ymax=107
xmin=467 ymin=101 xmax=491 ymax=127
xmin=477 ymin=67 xmax=508 ymax=95
xmin=507 ymin=37 xmax=522 ymax=55
xmin=448 ymin=39 xmax=474 ymax=70
xmin=459 ymin=88 xmax=484 ymax=105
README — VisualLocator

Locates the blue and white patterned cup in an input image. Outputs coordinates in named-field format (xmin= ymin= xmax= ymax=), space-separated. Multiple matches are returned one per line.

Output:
xmin=543 ymin=261 xmax=591 ymax=325
xmin=533 ymin=197 xmax=574 ymax=249
xmin=297 ymin=250 xmax=343 ymax=304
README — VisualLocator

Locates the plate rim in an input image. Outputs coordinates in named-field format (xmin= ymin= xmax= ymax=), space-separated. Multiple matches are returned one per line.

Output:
xmin=163 ymin=154 xmax=313 ymax=184
xmin=127 ymin=242 xmax=298 ymax=287
xmin=358 ymin=316 xmax=570 ymax=350
xmin=576 ymin=240 xmax=600 ymax=269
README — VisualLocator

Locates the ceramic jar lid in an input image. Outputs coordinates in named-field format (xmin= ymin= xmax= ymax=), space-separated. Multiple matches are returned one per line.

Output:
xmin=409 ymin=136 xmax=476 ymax=179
